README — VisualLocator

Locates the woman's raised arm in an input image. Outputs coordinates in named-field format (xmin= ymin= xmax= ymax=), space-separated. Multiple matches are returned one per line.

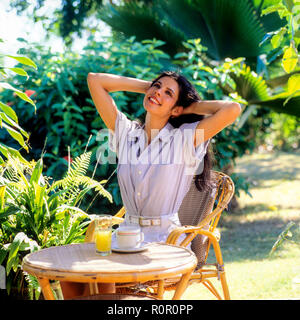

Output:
xmin=87 ymin=73 xmax=151 ymax=131
xmin=182 ymin=100 xmax=241 ymax=146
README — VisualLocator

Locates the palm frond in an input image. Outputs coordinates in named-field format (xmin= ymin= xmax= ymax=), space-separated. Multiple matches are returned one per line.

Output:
xmin=191 ymin=0 xmax=267 ymax=59
xmin=229 ymin=64 xmax=270 ymax=102
xmin=156 ymin=0 xmax=207 ymax=39
xmin=252 ymin=93 xmax=300 ymax=117
xmin=100 ymin=1 xmax=185 ymax=56
xmin=101 ymin=0 xmax=278 ymax=60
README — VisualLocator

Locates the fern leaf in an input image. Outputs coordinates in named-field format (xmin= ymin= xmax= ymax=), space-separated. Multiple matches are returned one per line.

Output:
xmin=50 ymin=152 xmax=112 ymax=206
xmin=76 ymin=176 xmax=113 ymax=203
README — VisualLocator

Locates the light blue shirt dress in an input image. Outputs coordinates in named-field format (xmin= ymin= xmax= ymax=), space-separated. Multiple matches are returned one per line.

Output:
xmin=110 ymin=110 xmax=209 ymax=243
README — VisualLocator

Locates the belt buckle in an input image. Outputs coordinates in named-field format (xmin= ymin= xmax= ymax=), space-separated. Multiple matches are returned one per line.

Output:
xmin=139 ymin=217 xmax=151 ymax=227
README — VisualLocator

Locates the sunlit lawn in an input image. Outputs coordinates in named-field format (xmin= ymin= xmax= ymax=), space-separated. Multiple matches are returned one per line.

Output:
xmin=165 ymin=151 xmax=300 ymax=300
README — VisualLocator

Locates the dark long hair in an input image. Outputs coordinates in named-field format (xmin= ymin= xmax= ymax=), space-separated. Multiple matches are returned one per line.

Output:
xmin=150 ymin=71 xmax=214 ymax=192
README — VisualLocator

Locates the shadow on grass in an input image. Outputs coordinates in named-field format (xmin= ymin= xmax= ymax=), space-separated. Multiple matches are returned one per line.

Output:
xmin=216 ymin=213 xmax=300 ymax=264
xmin=235 ymin=152 xmax=300 ymax=188
xmin=206 ymin=151 xmax=300 ymax=270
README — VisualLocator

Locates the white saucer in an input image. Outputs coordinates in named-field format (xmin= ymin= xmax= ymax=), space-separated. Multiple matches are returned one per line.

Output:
xmin=112 ymin=243 xmax=149 ymax=253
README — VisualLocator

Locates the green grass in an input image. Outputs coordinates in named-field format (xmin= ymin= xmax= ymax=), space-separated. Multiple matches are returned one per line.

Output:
xmin=165 ymin=151 xmax=300 ymax=300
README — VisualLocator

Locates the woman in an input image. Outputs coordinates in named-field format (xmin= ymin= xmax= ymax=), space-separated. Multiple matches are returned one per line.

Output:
xmin=87 ymin=70 xmax=240 ymax=243
xmin=61 ymin=70 xmax=240 ymax=299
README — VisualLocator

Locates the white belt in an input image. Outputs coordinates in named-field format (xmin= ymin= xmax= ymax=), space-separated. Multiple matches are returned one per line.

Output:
xmin=127 ymin=212 xmax=178 ymax=227
xmin=128 ymin=215 xmax=161 ymax=227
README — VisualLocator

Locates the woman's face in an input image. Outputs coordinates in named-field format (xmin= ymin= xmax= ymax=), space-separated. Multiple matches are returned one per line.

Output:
xmin=143 ymin=76 xmax=182 ymax=118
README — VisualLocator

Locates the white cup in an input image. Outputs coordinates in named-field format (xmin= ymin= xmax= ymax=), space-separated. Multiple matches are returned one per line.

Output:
xmin=116 ymin=226 xmax=144 ymax=249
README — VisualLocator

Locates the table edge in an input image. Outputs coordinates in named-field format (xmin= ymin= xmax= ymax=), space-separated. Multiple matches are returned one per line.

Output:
xmin=22 ymin=242 xmax=197 ymax=282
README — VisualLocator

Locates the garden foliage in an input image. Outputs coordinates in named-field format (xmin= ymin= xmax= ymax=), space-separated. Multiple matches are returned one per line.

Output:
xmin=0 ymin=41 xmax=112 ymax=297
xmin=1 ymin=36 xmax=261 ymax=208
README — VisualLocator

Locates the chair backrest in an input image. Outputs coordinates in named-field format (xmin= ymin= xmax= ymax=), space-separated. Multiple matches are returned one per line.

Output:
xmin=178 ymin=171 xmax=234 ymax=268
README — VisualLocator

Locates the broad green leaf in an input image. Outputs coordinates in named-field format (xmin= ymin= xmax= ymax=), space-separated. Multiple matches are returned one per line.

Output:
xmin=1 ymin=122 xmax=28 ymax=150
xmin=282 ymin=46 xmax=299 ymax=73
xmin=0 ymin=185 xmax=6 ymax=210
xmin=0 ymin=82 xmax=21 ymax=91
xmin=6 ymin=232 xmax=27 ymax=275
xmin=253 ymin=94 xmax=300 ymax=117
xmin=0 ymin=82 xmax=36 ymax=111
xmin=283 ymin=89 xmax=300 ymax=106
xmin=19 ymin=237 xmax=39 ymax=252
xmin=30 ymin=159 xmax=43 ymax=185
xmin=33 ymin=182 xmax=46 ymax=210
xmin=7 ymin=67 xmax=29 ymax=78
xmin=261 ymin=4 xmax=288 ymax=16
xmin=6 ymin=55 xmax=37 ymax=69
xmin=287 ymin=74 xmax=300 ymax=94
xmin=271 ymin=28 xmax=287 ymax=49
xmin=0 ymin=143 xmax=29 ymax=164
xmin=0 ymin=248 xmax=7 ymax=265
xmin=0 ymin=101 xmax=18 ymax=123
xmin=0 ymin=112 xmax=28 ymax=138
xmin=15 ymin=92 xmax=36 ymax=110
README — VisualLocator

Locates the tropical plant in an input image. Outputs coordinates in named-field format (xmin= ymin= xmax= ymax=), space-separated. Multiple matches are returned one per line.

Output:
xmin=0 ymin=38 xmax=37 ymax=163
xmin=100 ymin=0 xmax=300 ymax=116
xmin=270 ymin=221 xmax=300 ymax=255
xmin=0 ymin=151 xmax=112 ymax=298
xmin=100 ymin=0 xmax=285 ymax=59
xmin=0 ymin=37 xmax=172 ymax=211
xmin=260 ymin=0 xmax=300 ymax=74
xmin=0 ymin=36 xmax=272 ymax=209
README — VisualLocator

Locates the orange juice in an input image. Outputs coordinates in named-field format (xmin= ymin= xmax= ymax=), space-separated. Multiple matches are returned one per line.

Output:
xmin=95 ymin=230 xmax=112 ymax=255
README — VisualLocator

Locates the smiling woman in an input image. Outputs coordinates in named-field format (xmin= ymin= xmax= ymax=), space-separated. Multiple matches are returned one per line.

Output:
xmin=86 ymin=70 xmax=241 ymax=239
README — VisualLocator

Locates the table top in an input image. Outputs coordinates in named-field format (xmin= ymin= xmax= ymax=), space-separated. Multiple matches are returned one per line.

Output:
xmin=22 ymin=242 xmax=197 ymax=283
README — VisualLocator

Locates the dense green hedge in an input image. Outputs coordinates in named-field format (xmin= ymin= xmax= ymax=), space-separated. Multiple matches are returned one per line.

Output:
xmin=1 ymin=36 xmax=257 ymax=212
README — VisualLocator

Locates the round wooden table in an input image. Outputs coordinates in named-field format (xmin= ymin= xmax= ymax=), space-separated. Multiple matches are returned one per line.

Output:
xmin=22 ymin=242 xmax=197 ymax=300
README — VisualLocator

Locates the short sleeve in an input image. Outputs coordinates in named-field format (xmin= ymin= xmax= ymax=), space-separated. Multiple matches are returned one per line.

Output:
xmin=109 ymin=110 xmax=139 ymax=156
xmin=179 ymin=121 xmax=210 ymax=167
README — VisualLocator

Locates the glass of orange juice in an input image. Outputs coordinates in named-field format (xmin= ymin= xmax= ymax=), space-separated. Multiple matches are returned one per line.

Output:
xmin=95 ymin=215 xmax=112 ymax=256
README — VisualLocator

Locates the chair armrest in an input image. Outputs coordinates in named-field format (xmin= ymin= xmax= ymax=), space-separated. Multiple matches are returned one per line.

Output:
xmin=166 ymin=225 xmax=224 ymax=267
xmin=166 ymin=225 xmax=220 ymax=246
xmin=115 ymin=207 xmax=126 ymax=218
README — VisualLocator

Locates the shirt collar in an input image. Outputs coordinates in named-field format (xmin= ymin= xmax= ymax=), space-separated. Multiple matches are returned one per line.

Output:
xmin=157 ymin=122 xmax=174 ymax=141
xmin=128 ymin=122 xmax=174 ymax=142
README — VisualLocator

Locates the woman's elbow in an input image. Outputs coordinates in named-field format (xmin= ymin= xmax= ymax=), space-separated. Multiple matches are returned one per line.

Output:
xmin=230 ymin=102 xmax=242 ymax=119
xmin=87 ymin=72 xmax=97 ymax=83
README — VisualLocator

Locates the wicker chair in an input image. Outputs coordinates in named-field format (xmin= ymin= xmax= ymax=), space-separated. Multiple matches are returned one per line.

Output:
xmin=164 ymin=170 xmax=233 ymax=300
xmin=85 ymin=170 xmax=234 ymax=300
